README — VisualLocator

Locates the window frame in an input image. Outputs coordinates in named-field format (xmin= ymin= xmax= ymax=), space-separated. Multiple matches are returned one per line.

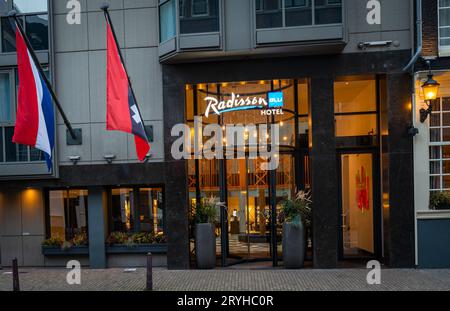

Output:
xmin=429 ymin=97 xmax=450 ymax=192
xmin=255 ymin=0 xmax=343 ymax=30
xmin=438 ymin=0 xmax=450 ymax=56
xmin=45 ymin=188 xmax=90 ymax=241
xmin=191 ymin=0 xmax=210 ymax=17
xmin=1 ymin=0 xmax=49 ymax=53
xmin=107 ymin=186 xmax=166 ymax=235
xmin=0 ymin=68 xmax=16 ymax=127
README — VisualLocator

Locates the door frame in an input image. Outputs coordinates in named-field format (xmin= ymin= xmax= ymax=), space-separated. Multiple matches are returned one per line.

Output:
xmin=337 ymin=149 xmax=382 ymax=261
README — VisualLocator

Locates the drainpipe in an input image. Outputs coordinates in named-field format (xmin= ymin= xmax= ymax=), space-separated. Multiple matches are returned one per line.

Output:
xmin=403 ymin=0 xmax=422 ymax=72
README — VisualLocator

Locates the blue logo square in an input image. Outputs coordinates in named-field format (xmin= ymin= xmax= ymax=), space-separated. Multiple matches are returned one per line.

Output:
xmin=268 ymin=92 xmax=284 ymax=108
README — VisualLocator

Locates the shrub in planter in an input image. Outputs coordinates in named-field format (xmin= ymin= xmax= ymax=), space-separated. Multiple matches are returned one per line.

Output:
xmin=430 ymin=191 xmax=450 ymax=210
xmin=42 ymin=236 xmax=64 ymax=247
xmin=194 ymin=196 xmax=223 ymax=269
xmin=279 ymin=191 xmax=312 ymax=269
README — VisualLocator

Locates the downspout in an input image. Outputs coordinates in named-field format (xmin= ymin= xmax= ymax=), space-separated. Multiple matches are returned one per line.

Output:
xmin=403 ymin=0 xmax=422 ymax=72
xmin=403 ymin=0 xmax=422 ymax=268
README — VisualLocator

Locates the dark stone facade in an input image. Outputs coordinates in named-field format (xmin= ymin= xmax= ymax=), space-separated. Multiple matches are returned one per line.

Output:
xmin=161 ymin=50 xmax=416 ymax=269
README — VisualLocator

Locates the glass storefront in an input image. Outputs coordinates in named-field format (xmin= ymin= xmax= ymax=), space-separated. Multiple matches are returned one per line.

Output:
xmin=186 ymin=79 xmax=310 ymax=265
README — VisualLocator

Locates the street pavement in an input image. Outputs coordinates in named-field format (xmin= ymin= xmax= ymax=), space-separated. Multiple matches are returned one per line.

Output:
xmin=1 ymin=267 xmax=450 ymax=291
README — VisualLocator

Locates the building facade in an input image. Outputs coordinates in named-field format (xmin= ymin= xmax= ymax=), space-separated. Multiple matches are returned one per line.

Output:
xmin=412 ymin=0 xmax=450 ymax=268
xmin=0 ymin=0 xmax=417 ymax=269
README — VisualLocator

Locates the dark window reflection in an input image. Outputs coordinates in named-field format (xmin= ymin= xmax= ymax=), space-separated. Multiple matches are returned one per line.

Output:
xmin=5 ymin=126 xmax=17 ymax=162
xmin=25 ymin=14 xmax=48 ymax=50
xmin=256 ymin=0 xmax=282 ymax=29
xmin=179 ymin=0 xmax=220 ymax=34
xmin=285 ymin=0 xmax=312 ymax=27
xmin=1 ymin=14 xmax=47 ymax=52
xmin=314 ymin=0 xmax=342 ymax=25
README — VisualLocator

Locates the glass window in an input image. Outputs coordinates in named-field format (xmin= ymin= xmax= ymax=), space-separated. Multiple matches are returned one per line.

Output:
xmin=180 ymin=0 xmax=219 ymax=34
xmin=48 ymin=190 xmax=89 ymax=242
xmin=0 ymin=72 xmax=12 ymax=123
xmin=111 ymin=188 xmax=135 ymax=233
xmin=439 ymin=0 xmax=450 ymax=51
xmin=110 ymin=187 xmax=164 ymax=234
xmin=138 ymin=188 xmax=164 ymax=234
xmin=256 ymin=0 xmax=342 ymax=29
xmin=160 ymin=0 xmax=176 ymax=43
xmin=1 ymin=17 xmax=17 ymax=53
xmin=2 ymin=11 xmax=48 ymax=52
xmin=334 ymin=78 xmax=378 ymax=139
xmin=256 ymin=0 xmax=282 ymax=29
xmin=429 ymin=97 xmax=450 ymax=192
xmin=13 ymin=0 xmax=47 ymax=14
xmin=25 ymin=14 xmax=48 ymax=50
xmin=285 ymin=0 xmax=312 ymax=27
xmin=314 ymin=0 xmax=342 ymax=25
xmin=192 ymin=0 xmax=208 ymax=16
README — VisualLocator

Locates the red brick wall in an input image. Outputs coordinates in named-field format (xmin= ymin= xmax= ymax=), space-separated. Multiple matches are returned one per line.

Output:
xmin=422 ymin=0 xmax=438 ymax=57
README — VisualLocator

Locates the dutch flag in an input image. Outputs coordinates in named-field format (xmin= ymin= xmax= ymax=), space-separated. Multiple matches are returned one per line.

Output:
xmin=12 ymin=23 xmax=55 ymax=171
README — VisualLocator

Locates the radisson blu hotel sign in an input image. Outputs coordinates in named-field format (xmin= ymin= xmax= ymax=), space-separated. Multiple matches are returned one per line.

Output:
xmin=204 ymin=91 xmax=284 ymax=117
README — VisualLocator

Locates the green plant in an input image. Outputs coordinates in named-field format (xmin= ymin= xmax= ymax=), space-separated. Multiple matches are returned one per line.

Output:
xmin=430 ymin=191 xmax=450 ymax=210
xmin=41 ymin=236 xmax=64 ymax=247
xmin=72 ymin=232 xmax=88 ymax=246
xmin=106 ymin=231 xmax=168 ymax=245
xmin=278 ymin=191 xmax=312 ymax=229
xmin=106 ymin=231 xmax=129 ymax=245
xmin=194 ymin=196 xmax=224 ymax=224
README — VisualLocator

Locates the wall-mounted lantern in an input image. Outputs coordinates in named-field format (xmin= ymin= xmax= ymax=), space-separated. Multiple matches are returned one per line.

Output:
xmin=420 ymin=61 xmax=440 ymax=123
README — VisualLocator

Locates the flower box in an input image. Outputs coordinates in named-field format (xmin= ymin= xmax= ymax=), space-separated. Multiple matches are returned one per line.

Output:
xmin=106 ymin=244 xmax=168 ymax=254
xmin=41 ymin=245 xmax=89 ymax=256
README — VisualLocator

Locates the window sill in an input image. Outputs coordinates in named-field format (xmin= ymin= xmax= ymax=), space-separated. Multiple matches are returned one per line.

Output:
xmin=41 ymin=245 xmax=89 ymax=256
xmin=106 ymin=244 xmax=168 ymax=254
xmin=417 ymin=209 xmax=450 ymax=220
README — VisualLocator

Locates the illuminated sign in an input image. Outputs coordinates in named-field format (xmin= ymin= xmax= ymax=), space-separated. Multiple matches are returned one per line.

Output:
xmin=204 ymin=92 xmax=284 ymax=117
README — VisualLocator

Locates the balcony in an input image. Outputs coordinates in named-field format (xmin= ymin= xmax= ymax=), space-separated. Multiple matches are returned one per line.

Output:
xmin=158 ymin=0 xmax=346 ymax=63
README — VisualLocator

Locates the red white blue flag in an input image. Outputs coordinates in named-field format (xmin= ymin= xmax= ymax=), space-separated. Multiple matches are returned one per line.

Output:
xmin=106 ymin=19 xmax=150 ymax=161
xmin=12 ymin=23 xmax=55 ymax=170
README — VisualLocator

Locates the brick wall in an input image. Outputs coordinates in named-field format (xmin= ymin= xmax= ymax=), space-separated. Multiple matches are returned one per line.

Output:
xmin=422 ymin=0 xmax=438 ymax=57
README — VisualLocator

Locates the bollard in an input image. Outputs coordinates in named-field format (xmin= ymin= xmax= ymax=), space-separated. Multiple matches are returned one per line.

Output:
xmin=146 ymin=252 xmax=153 ymax=291
xmin=12 ymin=258 xmax=20 ymax=291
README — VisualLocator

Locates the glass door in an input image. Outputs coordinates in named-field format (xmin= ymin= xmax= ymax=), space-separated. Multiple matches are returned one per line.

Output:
xmin=226 ymin=158 xmax=271 ymax=261
xmin=339 ymin=152 xmax=380 ymax=259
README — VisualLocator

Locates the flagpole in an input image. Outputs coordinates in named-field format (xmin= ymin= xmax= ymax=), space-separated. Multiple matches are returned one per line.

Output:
xmin=101 ymin=4 xmax=149 ymax=135
xmin=8 ymin=10 xmax=77 ymax=140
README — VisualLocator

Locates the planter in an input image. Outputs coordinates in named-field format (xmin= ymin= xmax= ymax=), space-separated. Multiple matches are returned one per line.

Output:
xmin=195 ymin=223 xmax=216 ymax=269
xmin=106 ymin=244 xmax=167 ymax=254
xmin=42 ymin=245 xmax=89 ymax=256
xmin=282 ymin=222 xmax=305 ymax=269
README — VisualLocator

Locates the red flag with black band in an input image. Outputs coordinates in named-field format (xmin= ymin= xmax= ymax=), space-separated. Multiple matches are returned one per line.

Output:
xmin=106 ymin=17 xmax=150 ymax=161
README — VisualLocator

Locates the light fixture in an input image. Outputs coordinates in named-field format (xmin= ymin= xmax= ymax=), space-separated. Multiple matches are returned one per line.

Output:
xmin=104 ymin=154 xmax=116 ymax=164
xmin=420 ymin=60 xmax=440 ymax=123
xmin=68 ymin=155 xmax=81 ymax=165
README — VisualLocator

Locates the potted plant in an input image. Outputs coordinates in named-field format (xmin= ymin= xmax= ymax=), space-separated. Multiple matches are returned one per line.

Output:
xmin=279 ymin=190 xmax=312 ymax=269
xmin=430 ymin=191 xmax=450 ymax=210
xmin=194 ymin=196 xmax=223 ymax=269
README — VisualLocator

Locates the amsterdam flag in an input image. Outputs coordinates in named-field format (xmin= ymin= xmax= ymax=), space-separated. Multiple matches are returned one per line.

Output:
xmin=13 ymin=22 xmax=55 ymax=170
xmin=105 ymin=16 xmax=150 ymax=161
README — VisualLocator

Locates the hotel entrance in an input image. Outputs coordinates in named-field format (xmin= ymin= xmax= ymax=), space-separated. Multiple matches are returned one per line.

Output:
xmin=186 ymin=79 xmax=309 ymax=267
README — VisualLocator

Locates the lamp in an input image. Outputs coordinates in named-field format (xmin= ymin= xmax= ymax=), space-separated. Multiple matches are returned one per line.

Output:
xmin=420 ymin=61 xmax=440 ymax=123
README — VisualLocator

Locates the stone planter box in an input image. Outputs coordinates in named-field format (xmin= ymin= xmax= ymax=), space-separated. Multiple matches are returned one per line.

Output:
xmin=282 ymin=222 xmax=305 ymax=269
xmin=106 ymin=244 xmax=168 ymax=254
xmin=42 ymin=245 xmax=89 ymax=256
xmin=195 ymin=223 xmax=216 ymax=269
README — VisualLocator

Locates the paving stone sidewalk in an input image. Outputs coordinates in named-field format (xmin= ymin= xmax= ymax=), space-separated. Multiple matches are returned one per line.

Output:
xmin=1 ymin=267 xmax=450 ymax=291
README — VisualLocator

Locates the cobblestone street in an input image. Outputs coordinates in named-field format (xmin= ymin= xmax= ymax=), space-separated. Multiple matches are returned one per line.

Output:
xmin=1 ymin=267 xmax=450 ymax=291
